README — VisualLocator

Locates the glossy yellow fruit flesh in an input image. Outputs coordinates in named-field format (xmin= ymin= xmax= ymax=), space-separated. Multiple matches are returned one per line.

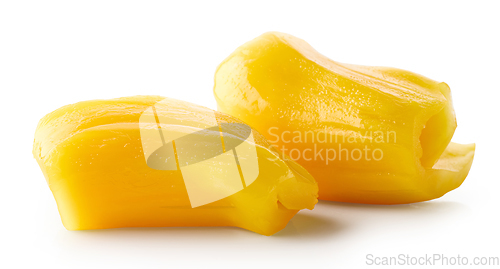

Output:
xmin=33 ymin=96 xmax=318 ymax=235
xmin=214 ymin=32 xmax=475 ymax=204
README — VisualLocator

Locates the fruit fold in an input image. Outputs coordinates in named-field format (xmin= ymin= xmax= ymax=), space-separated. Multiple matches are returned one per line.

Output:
xmin=33 ymin=96 xmax=318 ymax=235
xmin=214 ymin=32 xmax=475 ymax=204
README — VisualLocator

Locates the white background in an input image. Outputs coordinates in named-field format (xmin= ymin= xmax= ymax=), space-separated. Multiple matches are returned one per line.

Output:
xmin=1 ymin=1 xmax=499 ymax=268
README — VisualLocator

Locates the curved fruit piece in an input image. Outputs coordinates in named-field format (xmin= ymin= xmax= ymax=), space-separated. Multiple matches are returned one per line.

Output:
xmin=33 ymin=95 xmax=318 ymax=235
xmin=214 ymin=32 xmax=475 ymax=204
